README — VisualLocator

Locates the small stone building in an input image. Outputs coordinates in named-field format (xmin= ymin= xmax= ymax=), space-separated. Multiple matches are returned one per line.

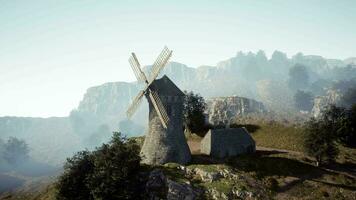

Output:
xmin=200 ymin=128 xmax=255 ymax=158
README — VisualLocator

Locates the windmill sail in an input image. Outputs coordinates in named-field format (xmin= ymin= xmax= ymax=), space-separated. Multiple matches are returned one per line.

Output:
xmin=126 ymin=46 xmax=172 ymax=129
xmin=129 ymin=53 xmax=148 ymax=83
xmin=149 ymin=46 xmax=172 ymax=83
xmin=126 ymin=90 xmax=145 ymax=118
xmin=148 ymin=89 xmax=169 ymax=128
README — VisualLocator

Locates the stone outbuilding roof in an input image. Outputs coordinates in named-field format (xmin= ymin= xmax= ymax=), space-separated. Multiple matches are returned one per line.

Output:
xmin=200 ymin=128 xmax=255 ymax=158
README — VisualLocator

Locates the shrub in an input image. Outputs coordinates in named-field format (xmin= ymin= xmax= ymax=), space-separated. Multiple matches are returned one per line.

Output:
xmin=341 ymin=87 xmax=356 ymax=107
xmin=264 ymin=177 xmax=279 ymax=191
xmin=288 ymin=64 xmax=309 ymax=91
xmin=294 ymin=90 xmax=314 ymax=111
xmin=304 ymin=118 xmax=339 ymax=166
xmin=88 ymin=132 xmax=141 ymax=199
xmin=56 ymin=132 xmax=142 ymax=200
xmin=183 ymin=91 xmax=207 ymax=137
xmin=3 ymin=137 xmax=29 ymax=165
xmin=320 ymin=104 xmax=356 ymax=147
xmin=56 ymin=150 xmax=94 ymax=200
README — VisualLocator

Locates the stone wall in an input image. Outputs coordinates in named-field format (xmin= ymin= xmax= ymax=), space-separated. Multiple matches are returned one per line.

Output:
xmin=140 ymin=93 xmax=191 ymax=165
xmin=200 ymin=128 xmax=255 ymax=158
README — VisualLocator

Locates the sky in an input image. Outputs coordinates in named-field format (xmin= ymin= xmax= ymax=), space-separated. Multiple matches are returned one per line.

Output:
xmin=0 ymin=0 xmax=355 ymax=117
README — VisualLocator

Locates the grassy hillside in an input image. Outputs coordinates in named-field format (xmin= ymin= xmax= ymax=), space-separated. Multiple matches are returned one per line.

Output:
xmin=242 ymin=122 xmax=305 ymax=152
xmin=2 ymin=121 xmax=356 ymax=200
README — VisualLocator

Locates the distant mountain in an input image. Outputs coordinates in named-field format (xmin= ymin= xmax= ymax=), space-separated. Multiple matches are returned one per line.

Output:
xmin=344 ymin=57 xmax=356 ymax=65
xmin=0 ymin=117 xmax=82 ymax=166
xmin=1 ymin=50 xmax=355 ymax=166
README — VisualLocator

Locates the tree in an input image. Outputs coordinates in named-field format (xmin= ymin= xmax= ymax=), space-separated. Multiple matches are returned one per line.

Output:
xmin=56 ymin=132 xmax=142 ymax=200
xmin=88 ymin=132 xmax=141 ymax=199
xmin=3 ymin=137 xmax=29 ymax=165
xmin=0 ymin=138 xmax=4 ymax=153
xmin=337 ymin=104 xmax=356 ymax=147
xmin=294 ymin=90 xmax=314 ymax=111
xmin=183 ymin=91 xmax=207 ymax=136
xmin=304 ymin=118 xmax=339 ymax=166
xmin=342 ymin=87 xmax=356 ymax=107
xmin=288 ymin=64 xmax=309 ymax=91
xmin=56 ymin=151 xmax=94 ymax=200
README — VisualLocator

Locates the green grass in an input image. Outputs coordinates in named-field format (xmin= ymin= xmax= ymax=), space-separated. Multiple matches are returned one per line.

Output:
xmin=247 ymin=122 xmax=305 ymax=152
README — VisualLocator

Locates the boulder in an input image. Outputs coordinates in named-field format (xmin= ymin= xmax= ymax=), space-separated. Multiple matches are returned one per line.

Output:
xmin=145 ymin=169 xmax=200 ymax=200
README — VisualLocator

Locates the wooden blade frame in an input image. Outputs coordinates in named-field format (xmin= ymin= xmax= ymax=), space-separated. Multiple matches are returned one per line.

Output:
xmin=148 ymin=46 xmax=172 ymax=83
xmin=148 ymin=89 xmax=169 ymax=128
xmin=129 ymin=53 xmax=148 ymax=83
xmin=126 ymin=90 xmax=145 ymax=118
xmin=126 ymin=46 xmax=172 ymax=123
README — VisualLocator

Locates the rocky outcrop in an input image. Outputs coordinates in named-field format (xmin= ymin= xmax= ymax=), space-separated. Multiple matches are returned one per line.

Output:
xmin=207 ymin=96 xmax=266 ymax=126
xmin=312 ymin=89 xmax=342 ymax=118
xmin=145 ymin=169 xmax=200 ymax=200
xmin=150 ymin=165 xmax=269 ymax=200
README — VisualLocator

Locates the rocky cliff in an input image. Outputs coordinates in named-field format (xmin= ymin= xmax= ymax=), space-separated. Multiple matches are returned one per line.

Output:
xmin=1 ymin=51 xmax=355 ymax=166
xmin=207 ymin=96 xmax=266 ymax=126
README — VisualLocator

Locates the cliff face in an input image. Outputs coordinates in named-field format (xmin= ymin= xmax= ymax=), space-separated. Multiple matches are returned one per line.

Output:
xmin=206 ymin=96 xmax=266 ymax=126
xmin=1 ymin=51 xmax=354 ymax=166
xmin=312 ymin=89 xmax=342 ymax=118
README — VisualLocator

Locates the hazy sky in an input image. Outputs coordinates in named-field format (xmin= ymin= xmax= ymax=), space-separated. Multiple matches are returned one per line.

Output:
xmin=1 ymin=0 xmax=355 ymax=117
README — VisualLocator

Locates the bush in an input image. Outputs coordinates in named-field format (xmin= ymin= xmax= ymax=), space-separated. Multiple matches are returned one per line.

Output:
xmin=183 ymin=91 xmax=207 ymax=137
xmin=294 ymin=90 xmax=314 ymax=111
xmin=264 ymin=177 xmax=279 ymax=191
xmin=304 ymin=118 xmax=339 ymax=166
xmin=3 ymin=137 xmax=29 ymax=165
xmin=320 ymin=104 xmax=356 ymax=147
xmin=56 ymin=151 xmax=94 ymax=200
xmin=342 ymin=87 xmax=356 ymax=107
xmin=341 ymin=104 xmax=356 ymax=147
xmin=56 ymin=132 xmax=142 ymax=200
xmin=288 ymin=64 xmax=309 ymax=91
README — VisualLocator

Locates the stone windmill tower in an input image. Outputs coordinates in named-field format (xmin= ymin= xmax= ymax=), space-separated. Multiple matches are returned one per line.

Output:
xmin=126 ymin=46 xmax=191 ymax=165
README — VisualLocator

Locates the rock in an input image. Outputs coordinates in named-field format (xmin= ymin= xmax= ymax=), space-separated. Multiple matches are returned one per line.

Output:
xmin=194 ymin=168 xmax=222 ymax=183
xmin=207 ymin=96 xmax=266 ymax=126
xmin=167 ymin=179 xmax=197 ymax=200
xmin=312 ymin=89 xmax=342 ymax=118
xmin=146 ymin=169 xmax=168 ymax=199
xmin=145 ymin=169 xmax=201 ymax=200
xmin=208 ymin=188 xmax=229 ymax=200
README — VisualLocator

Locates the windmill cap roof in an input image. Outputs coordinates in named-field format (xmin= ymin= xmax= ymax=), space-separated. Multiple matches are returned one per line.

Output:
xmin=150 ymin=75 xmax=185 ymax=96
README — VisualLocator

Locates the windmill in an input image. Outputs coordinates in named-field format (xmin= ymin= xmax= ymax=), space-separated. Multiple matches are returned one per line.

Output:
xmin=126 ymin=46 xmax=171 ymax=128
xmin=126 ymin=46 xmax=191 ymax=165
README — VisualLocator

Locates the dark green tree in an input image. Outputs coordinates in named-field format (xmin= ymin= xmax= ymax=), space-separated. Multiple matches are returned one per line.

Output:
xmin=88 ymin=132 xmax=141 ymax=199
xmin=294 ymin=90 xmax=314 ymax=111
xmin=342 ymin=87 xmax=356 ymax=107
xmin=3 ymin=137 xmax=29 ymax=165
xmin=304 ymin=117 xmax=339 ymax=166
xmin=183 ymin=91 xmax=207 ymax=136
xmin=288 ymin=64 xmax=309 ymax=91
xmin=337 ymin=104 xmax=356 ymax=147
xmin=56 ymin=151 xmax=94 ymax=200
xmin=56 ymin=132 xmax=142 ymax=200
